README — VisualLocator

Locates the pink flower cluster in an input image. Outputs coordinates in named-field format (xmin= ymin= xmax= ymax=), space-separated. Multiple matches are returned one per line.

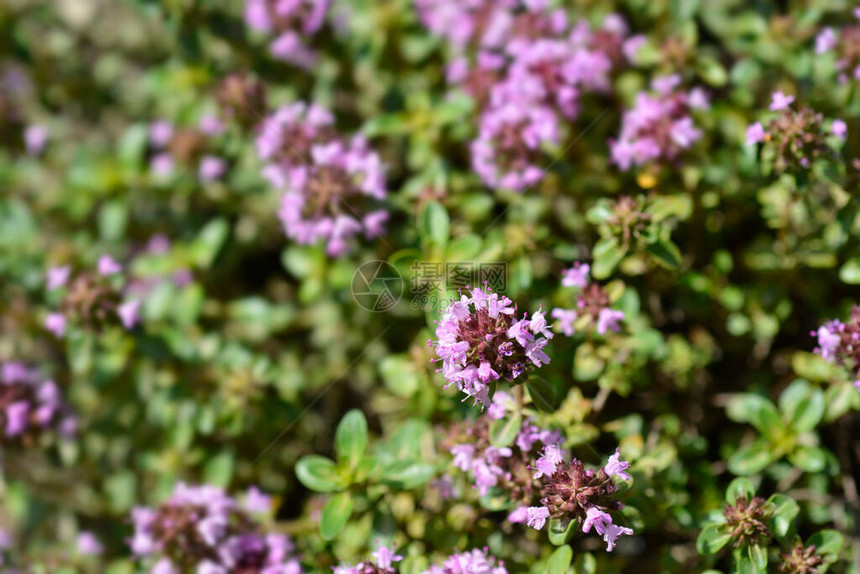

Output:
xmin=430 ymin=285 xmax=552 ymax=406
xmin=415 ymin=1 xmax=638 ymax=191
xmin=335 ymin=546 xmax=506 ymax=574
xmin=610 ymin=74 xmax=707 ymax=171
xmin=149 ymin=118 xmax=228 ymax=183
xmin=422 ymin=548 xmax=508 ymax=574
xmin=256 ymin=102 xmax=388 ymax=256
xmin=1 ymin=361 xmax=76 ymax=444
xmin=448 ymin=392 xmax=564 ymax=497
xmin=334 ymin=545 xmax=403 ymax=574
xmin=130 ymin=483 xmax=300 ymax=574
xmin=245 ymin=0 xmax=330 ymax=68
xmin=813 ymin=307 xmax=860 ymax=389
xmin=551 ymin=262 xmax=624 ymax=337
xmin=745 ymin=92 xmax=845 ymax=172
xmin=43 ymin=257 xmax=141 ymax=338
xmin=815 ymin=9 xmax=860 ymax=83
xmin=523 ymin=448 xmax=633 ymax=552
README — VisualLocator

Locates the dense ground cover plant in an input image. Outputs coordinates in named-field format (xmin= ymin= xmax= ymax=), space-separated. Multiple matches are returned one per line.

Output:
xmin=1 ymin=0 xmax=860 ymax=573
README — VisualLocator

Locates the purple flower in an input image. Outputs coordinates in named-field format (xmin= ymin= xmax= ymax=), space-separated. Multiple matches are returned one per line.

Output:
xmin=604 ymin=448 xmax=632 ymax=481
xmin=244 ymin=486 xmax=272 ymax=514
xmin=5 ymin=401 xmax=30 ymax=436
xmin=507 ymin=506 xmax=529 ymax=524
xmin=815 ymin=321 xmax=843 ymax=361
xmin=24 ymin=124 xmax=48 ymax=155
xmin=816 ymin=28 xmax=837 ymax=54
xmin=128 ymin=483 xmax=301 ymax=572
xmin=746 ymin=122 xmax=766 ymax=145
xmin=97 ymin=255 xmax=122 ymax=276
xmin=372 ymin=545 xmax=403 ymax=569
xmin=245 ymin=0 xmax=331 ymax=68
xmin=596 ymin=308 xmax=624 ymax=335
xmin=260 ymin=103 xmax=387 ymax=256
xmin=45 ymin=312 xmax=67 ymax=338
xmin=582 ymin=506 xmax=612 ymax=535
xmin=431 ymin=286 xmax=549 ymax=405
xmin=422 ymin=548 xmax=508 ymax=574
xmin=550 ymin=308 xmax=578 ymax=336
xmin=151 ymin=153 xmax=174 ymax=176
xmin=152 ymin=559 xmax=178 ymax=574
xmin=532 ymin=444 xmax=563 ymax=478
xmin=561 ymin=262 xmax=590 ymax=288
xmin=118 ymin=300 xmax=141 ymax=330
xmin=150 ymin=121 xmax=174 ymax=148
xmin=77 ymin=531 xmax=104 ymax=555
xmin=832 ymin=119 xmax=848 ymax=138
xmin=611 ymin=83 xmax=704 ymax=170
xmin=769 ymin=91 xmax=795 ymax=111
xmin=603 ymin=523 xmax=634 ymax=551
xmin=198 ymin=115 xmax=224 ymax=136
xmin=46 ymin=265 xmax=71 ymax=290
xmin=526 ymin=506 xmax=550 ymax=530
xmin=199 ymin=155 xmax=227 ymax=182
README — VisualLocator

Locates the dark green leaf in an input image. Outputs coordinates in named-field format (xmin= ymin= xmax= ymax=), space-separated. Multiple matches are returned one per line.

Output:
xmin=490 ymin=414 xmax=523 ymax=448
xmin=320 ymin=492 xmax=353 ymax=540
xmin=807 ymin=529 xmax=844 ymax=556
xmin=335 ymin=409 xmax=368 ymax=470
xmin=548 ymin=518 xmax=578 ymax=546
xmin=696 ymin=523 xmax=732 ymax=555
xmin=419 ymin=201 xmax=449 ymax=249
xmin=546 ymin=545 xmax=573 ymax=574
xmin=726 ymin=477 xmax=756 ymax=505
xmin=296 ymin=455 xmax=343 ymax=493
xmin=727 ymin=440 xmax=774 ymax=476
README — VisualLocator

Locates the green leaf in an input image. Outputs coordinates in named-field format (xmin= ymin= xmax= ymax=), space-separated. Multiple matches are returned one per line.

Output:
xmin=807 ymin=529 xmax=844 ymax=556
xmin=787 ymin=445 xmax=827 ymax=473
xmin=767 ymin=494 xmax=799 ymax=538
xmin=526 ymin=377 xmax=556 ymax=412
xmin=445 ymin=234 xmax=482 ymax=261
xmin=747 ymin=544 xmax=767 ymax=570
xmin=591 ymin=238 xmax=627 ymax=279
xmin=490 ymin=414 xmax=523 ymax=448
xmin=825 ymin=382 xmax=859 ymax=422
xmin=548 ymin=518 xmax=578 ymax=546
xmin=191 ymin=218 xmax=230 ymax=269
xmin=726 ymin=477 xmax=756 ymax=505
xmin=380 ymin=461 xmax=436 ymax=489
xmin=335 ymin=410 xmax=368 ymax=470
xmin=646 ymin=239 xmax=682 ymax=268
xmin=419 ymin=201 xmax=449 ymax=249
xmin=296 ymin=455 xmax=343 ymax=493
xmin=320 ymin=492 xmax=353 ymax=540
xmin=696 ymin=523 xmax=732 ymax=555
xmin=572 ymin=552 xmax=596 ymax=574
xmin=546 ymin=545 xmax=573 ymax=574
xmin=727 ymin=440 xmax=774 ymax=476
xmin=203 ymin=451 xmax=235 ymax=488
xmin=726 ymin=394 xmax=785 ymax=440
xmin=785 ymin=389 xmax=825 ymax=433
xmin=839 ymin=257 xmax=860 ymax=284
xmin=735 ymin=552 xmax=762 ymax=574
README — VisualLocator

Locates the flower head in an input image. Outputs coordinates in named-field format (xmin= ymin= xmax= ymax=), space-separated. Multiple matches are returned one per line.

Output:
xmin=128 ymin=483 xmax=301 ymax=573
xmin=769 ymin=91 xmax=795 ymax=111
xmin=431 ymin=285 xmax=551 ymax=405
xmin=527 ymin=448 xmax=634 ymax=552
xmin=258 ymin=103 xmax=388 ymax=256
xmin=610 ymin=79 xmax=704 ymax=170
